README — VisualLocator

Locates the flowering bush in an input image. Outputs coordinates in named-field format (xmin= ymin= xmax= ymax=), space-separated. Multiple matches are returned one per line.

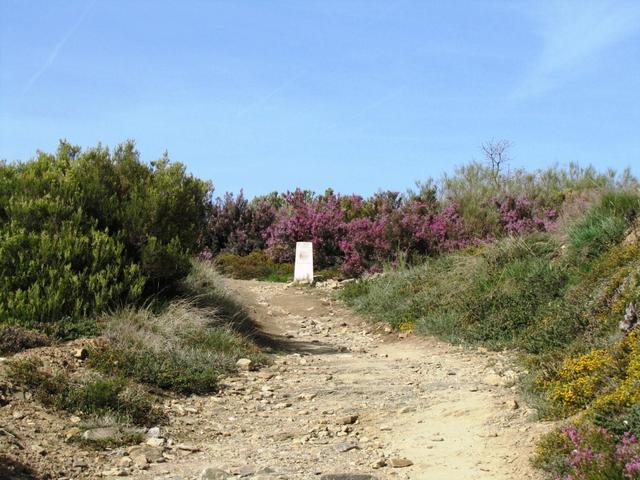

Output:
xmin=400 ymin=201 xmax=470 ymax=254
xmin=204 ymin=192 xmax=277 ymax=256
xmin=533 ymin=423 xmax=640 ymax=480
xmin=494 ymin=194 xmax=557 ymax=235
xmin=265 ymin=190 xmax=346 ymax=268
xmin=547 ymin=348 xmax=616 ymax=411
xmin=203 ymin=182 xmax=582 ymax=277
xmin=541 ymin=330 xmax=640 ymax=419
xmin=339 ymin=217 xmax=392 ymax=277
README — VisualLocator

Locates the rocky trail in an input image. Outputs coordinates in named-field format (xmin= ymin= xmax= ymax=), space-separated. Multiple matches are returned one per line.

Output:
xmin=1 ymin=280 xmax=551 ymax=479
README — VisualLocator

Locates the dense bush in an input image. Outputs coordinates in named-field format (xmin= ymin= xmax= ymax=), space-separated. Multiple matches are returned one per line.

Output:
xmin=0 ymin=141 xmax=210 ymax=334
xmin=439 ymin=161 xmax=636 ymax=238
xmin=203 ymin=191 xmax=278 ymax=256
xmin=265 ymin=190 xmax=346 ymax=268
xmin=494 ymin=194 xmax=557 ymax=235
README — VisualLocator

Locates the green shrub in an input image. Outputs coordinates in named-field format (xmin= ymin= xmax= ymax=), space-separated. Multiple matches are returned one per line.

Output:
xmin=0 ymin=140 xmax=210 ymax=334
xmin=214 ymin=250 xmax=293 ymax=282
xmin=0 ymin=222 xmax=145 ymax=333
xmin=0 ymin=326 xmax=50 ymax=354
xmin=595 ymin=401 xmax=640 ymax=438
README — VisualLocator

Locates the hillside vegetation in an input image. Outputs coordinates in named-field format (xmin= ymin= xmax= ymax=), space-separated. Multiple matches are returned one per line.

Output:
xmin=201 ymin=160 xmax=636 ymax=280
xmin=2 ymin=139 xmax=640 ymax=479
xmin=0 ymin=141 xmax=262 ymax=456
xmin=340 ymin=191 xmax=640 ymax=479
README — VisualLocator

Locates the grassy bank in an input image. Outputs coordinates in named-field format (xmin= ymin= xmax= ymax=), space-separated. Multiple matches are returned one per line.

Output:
xmin=340 ymin=190 xmax=640 ymax=479
xmin=3 ymin=260 xmax=263 ymax=447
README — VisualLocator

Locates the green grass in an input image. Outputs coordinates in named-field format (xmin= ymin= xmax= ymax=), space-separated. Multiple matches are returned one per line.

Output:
xmin=88 ymin=303 xmax=261 ymax=394
xmin=567 ymin=191 xmax=640 ymax=264
xmin=341 ymin=234 xmax=567 ymax=350
xmin=88 ymin=260 xmax=264 ymax=394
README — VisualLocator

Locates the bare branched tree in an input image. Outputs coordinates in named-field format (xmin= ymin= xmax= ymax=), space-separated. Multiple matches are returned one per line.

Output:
xmin=481 ymin=139 xmax=512 ymax=187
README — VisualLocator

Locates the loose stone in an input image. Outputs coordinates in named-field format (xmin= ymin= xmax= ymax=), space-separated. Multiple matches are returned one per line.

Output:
xmin=389 ymin=458 xmax=413 ymax=468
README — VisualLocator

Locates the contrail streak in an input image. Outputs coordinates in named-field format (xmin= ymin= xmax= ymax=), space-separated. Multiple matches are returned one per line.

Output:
xmin=235 ymin=68 xmax=307 ymax=118
xmin=22 ymin=0 xmax=96 ymax=96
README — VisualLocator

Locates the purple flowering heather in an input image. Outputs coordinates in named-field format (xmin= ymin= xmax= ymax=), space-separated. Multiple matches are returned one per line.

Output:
xmin=203 ymin=191 xmax=278 ymax=255
xmin=339 ymin=216 xmax=392 ymax=277
xmin=203 ymin=187 xmax=565 ymax=277
xmin=555 ymin=424 xmax=640 ymax=480
xmin=265 ymin=189 xmax=346 ymax=268
xmin=494 ymin=194 xmax=557 ymax=235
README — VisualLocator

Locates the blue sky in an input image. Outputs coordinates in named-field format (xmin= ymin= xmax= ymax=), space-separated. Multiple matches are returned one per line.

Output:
xmin=1 ymin=1 xmax=639 ymax=197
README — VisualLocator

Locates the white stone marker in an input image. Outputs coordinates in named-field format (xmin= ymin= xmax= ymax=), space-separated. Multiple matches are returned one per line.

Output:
xmin=294 ymin=242 xmax=313 ymax=283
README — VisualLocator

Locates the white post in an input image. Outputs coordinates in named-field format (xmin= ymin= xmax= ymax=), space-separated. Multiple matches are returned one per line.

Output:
xmin=294 ymin=242 xmax=313 ymax=283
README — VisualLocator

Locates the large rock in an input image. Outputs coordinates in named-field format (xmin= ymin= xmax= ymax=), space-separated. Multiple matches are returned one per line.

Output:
xmin=73 ymin=347 xmax=88 ymax=360
xmin=335 ymin=441 xmax=359 ymax=452
xmin=336 ymin=414 xmax=358 ymax=425
xmin=236 ymin=358 xmax=254 ymax=371
xmin=64 ymin=427 xmax=81 ymax=441
xmin=389 ymin=458 xmax=413 ymax=468
xmin=482 ymin=373 xmax=504 ymax=387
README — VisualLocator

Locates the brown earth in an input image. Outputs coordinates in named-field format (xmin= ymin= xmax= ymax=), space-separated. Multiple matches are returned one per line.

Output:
xmin=0 ymin=279 xmax=551 ymax=479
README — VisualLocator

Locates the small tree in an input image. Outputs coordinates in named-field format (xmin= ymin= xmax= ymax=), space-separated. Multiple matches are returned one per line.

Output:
xmin=481 ymin=139 xmax=512 ymax=188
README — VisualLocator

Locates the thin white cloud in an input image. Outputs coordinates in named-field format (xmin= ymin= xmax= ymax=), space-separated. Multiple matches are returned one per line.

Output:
xmin=234 ymin=68 xmax=307 ymax=118
xmin=513 ymin=0 xmax=640 ymax=98
xmin=22 ymin=0 xmax=95 ymax=96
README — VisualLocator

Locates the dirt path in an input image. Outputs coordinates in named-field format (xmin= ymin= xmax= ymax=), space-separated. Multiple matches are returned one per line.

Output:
xmin=138 ymin=279 xmax=549 ymax=480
